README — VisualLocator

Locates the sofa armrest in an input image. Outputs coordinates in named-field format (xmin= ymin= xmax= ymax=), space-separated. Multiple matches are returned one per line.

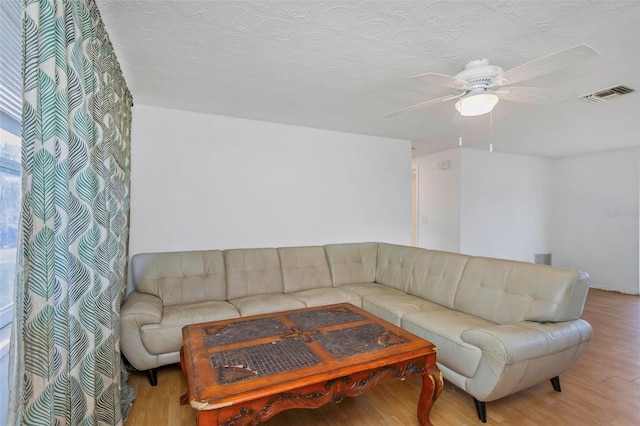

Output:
xmin=121 ymin=291 xmax=163 ymax=326
xmin=459 ymin=319 xmax=592 ymax=401
xmin=461 ymin=319 xmax=592 ymax=364
xmin=120 ymin=291 xmax=163 ymax=371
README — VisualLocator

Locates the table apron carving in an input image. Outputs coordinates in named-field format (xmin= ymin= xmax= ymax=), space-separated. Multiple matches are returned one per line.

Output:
xmin=210 ymin=358 xmax=435 ymax=426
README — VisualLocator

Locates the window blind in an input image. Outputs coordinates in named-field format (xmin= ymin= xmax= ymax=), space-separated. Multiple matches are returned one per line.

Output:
xmin=0 ymin=0 xmax=22 ymax=137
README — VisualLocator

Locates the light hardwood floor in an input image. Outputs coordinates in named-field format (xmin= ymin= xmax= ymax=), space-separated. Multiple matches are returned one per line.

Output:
xmin=123 ymin=289 xmax=640 ymax=425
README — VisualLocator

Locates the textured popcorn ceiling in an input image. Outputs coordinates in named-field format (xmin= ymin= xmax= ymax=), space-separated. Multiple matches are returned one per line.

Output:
xmin=97 ymin=0 xmax=640 ymax=157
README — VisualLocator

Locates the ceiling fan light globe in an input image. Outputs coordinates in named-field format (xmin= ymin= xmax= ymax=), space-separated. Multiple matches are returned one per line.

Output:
xmin=455 ymin=93 xmax=499 ymax=116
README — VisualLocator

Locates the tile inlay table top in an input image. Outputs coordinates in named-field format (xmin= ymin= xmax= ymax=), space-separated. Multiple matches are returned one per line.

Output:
xmin=180 ymin=303 xmax=442 ymax=425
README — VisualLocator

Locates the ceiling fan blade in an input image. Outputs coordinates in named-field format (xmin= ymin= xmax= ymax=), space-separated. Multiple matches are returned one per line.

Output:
xmin=411 ymin=72 xmax=471 ymax=90
xmin=490 ymin=44 xmax=599 ymax=87
xmin=496 ymin=87 xmax=570 ymax=104
xmin=384 ymin=94 xmax=462 ymax=118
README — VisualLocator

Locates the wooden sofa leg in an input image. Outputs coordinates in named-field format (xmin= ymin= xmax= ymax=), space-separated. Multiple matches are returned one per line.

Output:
xmin=550 ymin=376 xmax=561 ymax=392
xmin=473 ymin=398 xmax=487 ymax=423
xmin=147 ymin=368 xmax=158 ymax=386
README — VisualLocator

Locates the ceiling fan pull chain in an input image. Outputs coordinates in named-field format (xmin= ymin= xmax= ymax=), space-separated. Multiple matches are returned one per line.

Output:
xmin=489 ymin=111 xmax=494 ymax=153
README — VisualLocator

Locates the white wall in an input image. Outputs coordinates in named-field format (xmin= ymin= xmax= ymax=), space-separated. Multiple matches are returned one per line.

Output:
xmin=129 ymin=105 xmax=412 ymax=264
xmin=411 ymin=149 xmax=460 ymax=252
xmin=551 ymin=148 xmax=640 ymax=294
xmin=412 ymin=147 xmax=553 ymax=262
xmin=414 ymin=145 xmax=639 ymax=294
xmin=459 ymin=148 xmax=553 ymax=262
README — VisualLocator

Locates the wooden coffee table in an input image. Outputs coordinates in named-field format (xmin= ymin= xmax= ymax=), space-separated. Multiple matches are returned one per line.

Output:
xmin=180 ymin=303 xmax=442 ymax=425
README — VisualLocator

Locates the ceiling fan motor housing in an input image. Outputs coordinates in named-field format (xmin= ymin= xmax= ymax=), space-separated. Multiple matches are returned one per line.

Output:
xmin=455 ymin=59 xmax=504 ymax=86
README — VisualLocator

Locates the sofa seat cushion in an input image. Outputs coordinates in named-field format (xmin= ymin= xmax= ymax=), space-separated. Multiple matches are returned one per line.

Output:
xmin=336 ymin=282 xmax=407 ymax=298
xmin=402 ymin=309 xmax=494 ymax=378
xmin=140 ymin=300 xmax=240 ymax=355
xmin=290 ymin=288 xmax=362 ymax=308
xmin=230 ymin=293 xmax=305 ymax=317
xmin=362 ymin=294 xmax=446 ymax=326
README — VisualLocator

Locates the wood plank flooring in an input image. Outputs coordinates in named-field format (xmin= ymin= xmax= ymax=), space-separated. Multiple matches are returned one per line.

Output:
xmin=123 ymin=289 xmax=640 ymax=425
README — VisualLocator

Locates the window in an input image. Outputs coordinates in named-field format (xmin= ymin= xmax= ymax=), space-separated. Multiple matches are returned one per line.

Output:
xmin=1 ymin=2 xmax=23 ymax=418
xmin=0 ymin=0 xmax=22 ymax=331
xmin=0 ymin=132 xmax=19 ymax=328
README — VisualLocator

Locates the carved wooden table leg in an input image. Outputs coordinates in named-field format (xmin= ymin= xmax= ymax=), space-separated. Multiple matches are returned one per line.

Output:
xmin=196 ymin=411 xmax=221 ymax=426
xmin=179 ymin=347 xmax=189 ymax=406
xmin=417 ymin=363 xmax=443 ymax=426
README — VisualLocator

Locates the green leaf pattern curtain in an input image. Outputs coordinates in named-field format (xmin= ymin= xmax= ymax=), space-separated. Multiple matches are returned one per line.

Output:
xmin=8 ymin=0 xmax=133 ymax=424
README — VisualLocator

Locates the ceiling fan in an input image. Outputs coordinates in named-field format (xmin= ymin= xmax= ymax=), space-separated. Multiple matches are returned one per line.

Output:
xmin=386 ymin=44 xmax=600 ymax=118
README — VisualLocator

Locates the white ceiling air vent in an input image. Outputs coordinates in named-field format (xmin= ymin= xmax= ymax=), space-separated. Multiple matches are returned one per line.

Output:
xmin=581 ymin=85 xmax=635 ymax=103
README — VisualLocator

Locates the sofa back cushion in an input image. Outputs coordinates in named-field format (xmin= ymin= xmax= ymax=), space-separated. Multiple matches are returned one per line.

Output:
xmin=408 ymin=250 xmax=470 ymax=309
xmin=224 ymin=248 xmax=284 ymax=299
xmin=375 ymin=243 xmax=425 ymax=293
xmin=324 ymin=242 xmax=378 ymax=285
xmin=455 ymin=257 xmax=590 ymax=324
xmin=278 ymin=246 xmax=333 ymax=293
xmin=131 ymin=250 xmax=226 ymax=306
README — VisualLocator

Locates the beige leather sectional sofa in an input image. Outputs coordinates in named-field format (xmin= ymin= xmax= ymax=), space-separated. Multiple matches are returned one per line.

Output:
xmin=120 ymin=242 xmax=592 ymax=421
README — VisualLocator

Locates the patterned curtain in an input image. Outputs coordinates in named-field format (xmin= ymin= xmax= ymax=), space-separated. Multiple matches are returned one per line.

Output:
xmin=8 ymin=0 xmax=133 ymax=424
